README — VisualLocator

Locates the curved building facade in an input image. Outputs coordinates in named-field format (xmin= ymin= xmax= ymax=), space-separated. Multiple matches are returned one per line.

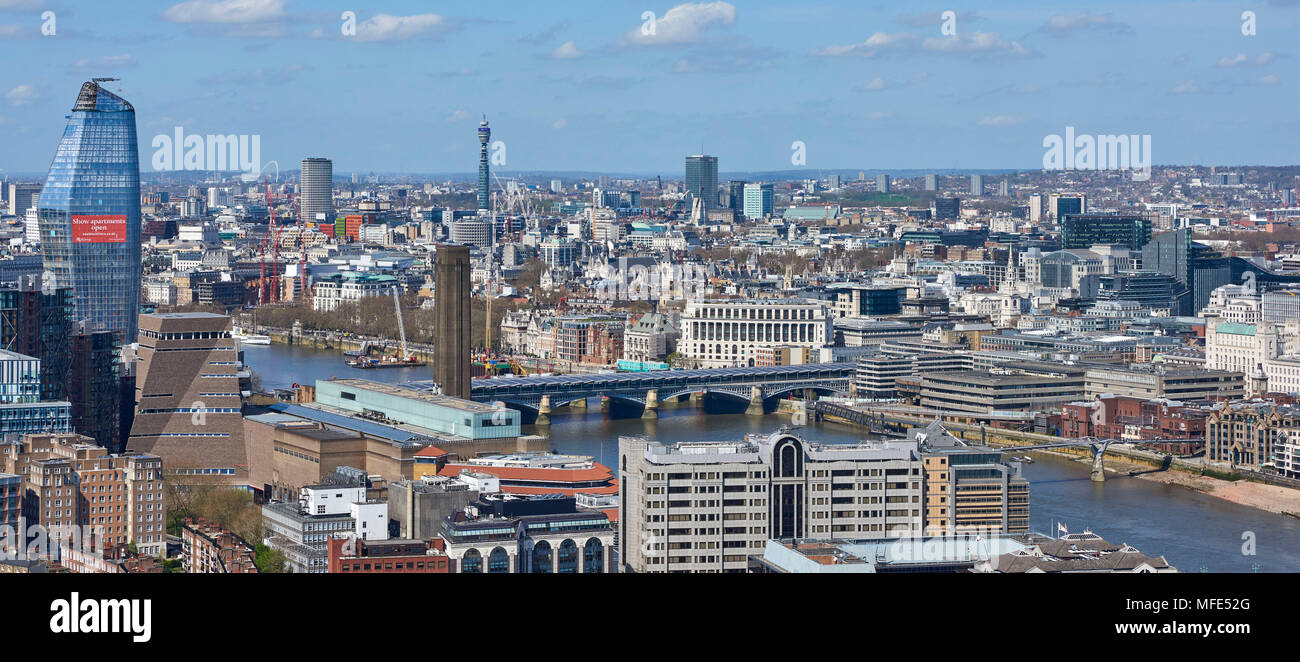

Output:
xmin=37 ymin=81 xmax=142 ymax=343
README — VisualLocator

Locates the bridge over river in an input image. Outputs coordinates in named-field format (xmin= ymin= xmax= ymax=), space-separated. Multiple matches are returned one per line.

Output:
xmin=410 ymin=363 xmax=855 ymax=424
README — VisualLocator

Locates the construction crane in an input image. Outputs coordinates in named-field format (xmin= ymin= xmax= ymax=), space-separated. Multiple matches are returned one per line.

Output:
xmin=391 ymin=285 xmax=408 ymax=362
xmin=258 ymin=176 xmax=284 ymax=305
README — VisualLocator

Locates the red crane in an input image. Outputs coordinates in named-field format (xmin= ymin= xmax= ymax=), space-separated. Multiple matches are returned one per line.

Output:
xmin=260 ymin=176 xmax=284 ymax=305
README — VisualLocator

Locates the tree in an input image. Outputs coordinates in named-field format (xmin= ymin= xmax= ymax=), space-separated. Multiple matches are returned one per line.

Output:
xmin=254 ymin=543 xmax=287 ymax=573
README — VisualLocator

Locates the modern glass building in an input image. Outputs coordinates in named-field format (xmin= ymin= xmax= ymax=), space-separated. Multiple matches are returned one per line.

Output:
xmin=37 ymin=80 xmax=142 ymax=344
xmin=685 ymin=155 xmax=718 ymax=208
xmin=743 ymin=182 xmax=773 ymax=220
xmin=1060 ymin=212 xmax=1151 ymax=250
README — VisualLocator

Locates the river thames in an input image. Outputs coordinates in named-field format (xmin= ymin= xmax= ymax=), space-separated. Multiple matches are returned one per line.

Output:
xmin=242 ymin=341 xmax=1300 ymax=572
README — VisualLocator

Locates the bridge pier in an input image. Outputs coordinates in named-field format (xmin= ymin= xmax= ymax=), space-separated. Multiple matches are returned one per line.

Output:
xmin=569 ymin=397 xmax=587 ymax=410
xmin=690 ymin=391 xmax=704 ymax=404
xmin=1089 ymin=440 xmax=1111 ymax=482
xmin=790 ymin=400 xmax=808 ymax=426
xmin=642 ymin=389 xmax=660 ymax=420
xmin=536 ymin=394 xmax=552 ymax=426
xmin=601 ymin=396 xmax=610 ymax=412
xmin=745 ymin=386 xmax=765 ymax=417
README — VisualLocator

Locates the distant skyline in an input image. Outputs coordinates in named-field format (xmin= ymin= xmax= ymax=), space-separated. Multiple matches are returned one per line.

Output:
xmin=1 ymin=0 xmax=1297 ymax=175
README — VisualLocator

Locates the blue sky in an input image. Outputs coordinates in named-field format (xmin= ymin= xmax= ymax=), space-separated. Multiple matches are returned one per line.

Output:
xmin=0 ymin=0 xmax=1297 ymax=176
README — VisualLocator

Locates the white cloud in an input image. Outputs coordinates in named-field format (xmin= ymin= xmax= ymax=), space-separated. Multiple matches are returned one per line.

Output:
xmin=813 ymin=31 xmax=914 ymax=57
xmin=0 ymin=24 xmax=21 ymax=38
xmin=162 ymin=0 xmax=285 ymax=24
xmin=6 ymin=84 xmax=37 ymax=106
xmin=552 ymin=119 xmax=567 ymax=129
xmin=353 ymin=13 xmax=449 ymax=42
xmin=0 ymin=0 xmax=44 ymax=9
xmin=979 ymin=115 xmax=1022 ymax=127
xmin=446 ymin=110 xmax=470 ymax=123
xmin=1216 ymin=52 xmax=1275 ymax=67
xmin=815 ymin=31 xmax=1026 ymax=58
xmin=1039 ymin=13 xmax=1131 ymax=35
xmin=1256 ymin=74 xmax=1279 ymax=85
xmin=1171 ymin=80 xmax=1198 ymax=94
xmin=863 ymin=76 xmax=885 ymax=90
xmin=921 ymin=32 xmax=1028 ymax=56
xmin=622 ymin=2 xmax=736 ymax=46
xmin=672 ymin=59 xmax=697 ymax=73
xmin=550 ymin=41 xmax=582 ymax=59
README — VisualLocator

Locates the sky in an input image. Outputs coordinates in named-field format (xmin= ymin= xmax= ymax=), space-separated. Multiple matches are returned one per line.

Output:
xmin=0 ymin=0 xmax=1297 ymax=177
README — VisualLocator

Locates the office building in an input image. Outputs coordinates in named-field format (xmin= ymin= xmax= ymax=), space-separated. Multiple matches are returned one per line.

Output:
xmin=1095 ymin=271 xmax=1186 ymax=312
xmin=328 ymin=536 xmax=451 ymax=574
xmin=917 ymin=367 xmax=1086 ymax=413
xmin=1060 ymin=213 xmax=1151 ymax=250
xmin=679 ymin=298 xmax=832 ymax=368
xmin=1206 ymin=401 xmax=1299 ymax=470
xmin=1051 ymin=194 xmax=1085 ymax=219
xmin=934 ymin=196 xmax=961 ymax=220
xmin=299 ymin=158 xmax=333 ymax=223
xmin=742 ymin=182 xmax=774 ymax=220
xmin=685 ymin=155 xmax=718 ymax=209
xmin=911 ymin=421 xmax=1029 ymax=535
xmin=435 ymin=244 xmax=472 ymax=399
xmin=619 ymin=432 xmax=926 ymax=573
xmin=0 ymin=275 xmax=71 ymax=400
xmin=727 ymin=181 xmax=747 ymax=212
xmin=477 ymin=119 xmax=491 ymax=212
xmin=388 ymin=475 xmax=481 ymax=540
xmin=7 ymin=183 xmax=42 ymax=217
xmin=37 ymin=81 xmax=142 ymax=343
xmin=1083 ymin=365 xmax=1245 ymax=401
xmin=439 ymin=492 xmax=615 ymax=573
xmin=127 ymin=313 xmax=248 ymax=487
xmin=68 ymin=330 xmax=122 ymax=451
xmin=263 ymin=478 xmax=367 ymax=573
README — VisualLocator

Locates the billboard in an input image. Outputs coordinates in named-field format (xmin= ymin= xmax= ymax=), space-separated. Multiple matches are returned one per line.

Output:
xmin=70 ymin=214 xmax=128 ymax=243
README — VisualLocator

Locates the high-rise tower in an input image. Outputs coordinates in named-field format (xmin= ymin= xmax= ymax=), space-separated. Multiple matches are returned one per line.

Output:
xmin=300 ymin=157 xmax=333 ymax=223
xmin=477 ymin=118 xmax=491 ymax=213
xmin=37 ymin=79 xmax=142 ymax=343
xmin=685 ymin=155 xmax=718 ymax=209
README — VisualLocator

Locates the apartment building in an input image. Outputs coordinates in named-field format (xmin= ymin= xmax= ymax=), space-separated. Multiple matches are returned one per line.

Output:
xmin=619 ymin=432 xmax=926 ymax=573
xmin=679 ymin=298 xmax=832 ymax=368
xmin=0 ymin=432 xmax=165 ymax=557
xmin=182 ymin=518 xmax=259 ymax=573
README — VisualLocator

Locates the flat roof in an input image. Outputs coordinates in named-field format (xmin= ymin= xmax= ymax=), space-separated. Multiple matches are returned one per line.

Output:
xmin=324 ymin=379 xmax=502 ymax=414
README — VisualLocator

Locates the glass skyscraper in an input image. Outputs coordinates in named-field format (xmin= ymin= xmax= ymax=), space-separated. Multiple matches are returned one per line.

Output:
xmin=37 ymin=80 xmax=142 ymax=344
xmin=685 ymin=155 xmax=718 ymax=208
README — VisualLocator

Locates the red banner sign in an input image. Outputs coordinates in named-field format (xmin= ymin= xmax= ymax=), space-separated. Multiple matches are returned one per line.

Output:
xmin=70 ymin=214 xmax=128 ymax=243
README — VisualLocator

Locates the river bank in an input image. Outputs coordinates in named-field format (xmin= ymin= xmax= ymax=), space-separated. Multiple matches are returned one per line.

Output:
xmin=1037 ymin=449 xmax=1300 ymax=518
